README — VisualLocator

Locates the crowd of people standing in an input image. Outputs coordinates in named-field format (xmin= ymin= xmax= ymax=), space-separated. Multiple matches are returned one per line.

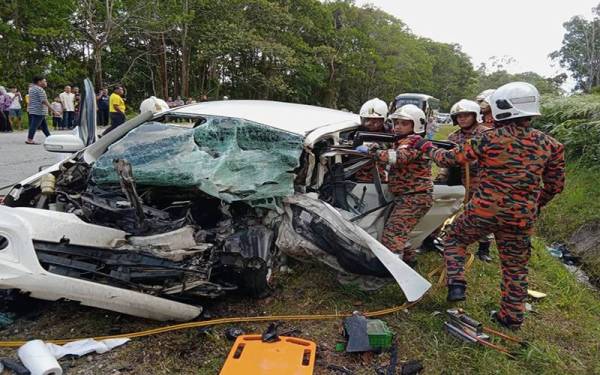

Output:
xmin=1 ymin=74 xmax=215 ymax=143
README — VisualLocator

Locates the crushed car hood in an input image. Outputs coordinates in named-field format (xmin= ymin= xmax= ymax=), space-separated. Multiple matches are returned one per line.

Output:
xmin=91 ymin=118 xmax=304 ymax=204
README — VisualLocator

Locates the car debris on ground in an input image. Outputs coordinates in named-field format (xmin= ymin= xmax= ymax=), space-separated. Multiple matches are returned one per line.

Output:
xmin=443 ymin=308 xmax=527 ymax=359
xmin=546 ymin=242 xmax=581 ymax=265
xmin=341 ymin=312 xmax=393 ymax=352
xmin=14 ymin=338 xmax=130 ymax=375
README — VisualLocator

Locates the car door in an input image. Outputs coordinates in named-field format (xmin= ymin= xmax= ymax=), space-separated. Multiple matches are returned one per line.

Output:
xmin=348 ymin=182 xmax=464 ymax=247
xmin=319 ymin=150 xmax=464 ymax=248
xmin=76 ymin=78 xmax=97 ymax=147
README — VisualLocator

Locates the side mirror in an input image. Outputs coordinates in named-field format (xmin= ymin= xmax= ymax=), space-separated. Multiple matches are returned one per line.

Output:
xmin=44 ymin=134 xmax=85 ymax=153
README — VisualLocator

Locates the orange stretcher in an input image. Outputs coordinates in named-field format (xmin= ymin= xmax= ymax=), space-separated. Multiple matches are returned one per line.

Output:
xmin=220 ymin=335 xmax=316 ymax=375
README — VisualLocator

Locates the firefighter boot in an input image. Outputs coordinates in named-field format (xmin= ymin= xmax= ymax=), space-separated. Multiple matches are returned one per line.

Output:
xmin=447 ymin=284 xmax=466 ymax=302
xmin=476 ymin=241 xmax=492 ymax=262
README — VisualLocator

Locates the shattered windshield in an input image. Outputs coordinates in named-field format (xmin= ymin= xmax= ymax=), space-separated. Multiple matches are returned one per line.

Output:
xmin=91 ymin=116 xmax=304 ymax=203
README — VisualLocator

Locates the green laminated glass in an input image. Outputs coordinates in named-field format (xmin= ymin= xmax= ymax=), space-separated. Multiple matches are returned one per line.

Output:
xmin=91 ymin=117 xmax=304 ymax=203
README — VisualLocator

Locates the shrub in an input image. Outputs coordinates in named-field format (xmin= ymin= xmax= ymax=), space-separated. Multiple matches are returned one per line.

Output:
xmin=535 ymin=94 xmax=600 ymax=166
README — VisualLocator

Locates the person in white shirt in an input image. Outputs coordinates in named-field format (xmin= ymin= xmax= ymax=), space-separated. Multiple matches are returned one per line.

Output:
xmin=8 ymin=87 xmax=23 ymax=129
xmin=50 ymin=97 xmax=64 ymax=129
xmin=59 ymin=86 xmax=75 ymax=129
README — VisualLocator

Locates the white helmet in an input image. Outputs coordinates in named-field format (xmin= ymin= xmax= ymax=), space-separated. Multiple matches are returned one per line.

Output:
xmin=139 ymin=96 xmax=170 ymax=114
xmin=476 ymin=89 xmax=495 ymax=103
xmin=479 ymin=96 xmax=492 ymax=111
xmin=489 ymin=82 xmax=541 ymax=122
xmin=359 ymin=98 xmax=388 ymax=119
xmin=389 ymin=104 xmax=426 ymax=134
xmin=450 ymin=99 xmax=481 ymax=125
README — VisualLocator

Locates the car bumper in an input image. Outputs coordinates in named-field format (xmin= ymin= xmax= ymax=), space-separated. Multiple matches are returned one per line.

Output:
xmin=0 ymin=205 xmax=201 ymax=321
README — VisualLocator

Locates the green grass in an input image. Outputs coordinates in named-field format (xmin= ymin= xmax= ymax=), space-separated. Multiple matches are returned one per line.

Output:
xmin=8 ymin=114 xmax=62 ymax=131
xmin=537 ymin=163 xmax=600 ymax=284
xmin=434 ymin=124 xmax=458 ymax=141
xmin=537 ymin=164 xmax=600 ymax=242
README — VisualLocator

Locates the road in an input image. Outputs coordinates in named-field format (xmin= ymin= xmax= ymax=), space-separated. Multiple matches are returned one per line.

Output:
xmin=0 ymin=130 xmax=71 ymax=192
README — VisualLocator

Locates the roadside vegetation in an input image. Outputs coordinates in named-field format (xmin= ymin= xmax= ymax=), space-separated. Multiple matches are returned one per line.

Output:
xmin=535 ymin=94 xmax=600 ymax=285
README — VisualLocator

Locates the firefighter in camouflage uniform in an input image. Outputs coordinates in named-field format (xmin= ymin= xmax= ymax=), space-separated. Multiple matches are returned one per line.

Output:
xmin=437 ymin=99 xmax=493 ymax=261
xmin=413 ymin=82 xmax=565 ymax=329
xmin=359 ymin=104 xmax=433 ymax=268
xmin=476 ymin=89 xmax=496 ymax=126
xmin=354 ymin=98 xmax=389 ymax=183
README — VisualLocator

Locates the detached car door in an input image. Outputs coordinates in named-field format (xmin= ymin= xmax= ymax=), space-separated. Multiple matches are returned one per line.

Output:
xmin=76 ymin=78 xmax=97 ymax=146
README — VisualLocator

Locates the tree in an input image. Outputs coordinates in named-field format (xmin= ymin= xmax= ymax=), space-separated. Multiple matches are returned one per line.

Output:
xmin=3 ymin=0 xmax=547 ymax=110
xmin=474 ymin=68 xmax=563 ymax=97
xmin=71 ymin=0 xmax=132 ymax=89
xmin=422 ymin=41 xmax=476 ymax=110
xmin=551 ymin=7 xmax=600 ymax=92
xmin=0 ymin=0 xmax=85 ymax=92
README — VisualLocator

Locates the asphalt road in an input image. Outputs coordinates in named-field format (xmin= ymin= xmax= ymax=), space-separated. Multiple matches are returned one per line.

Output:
xmin=0 ymin=130 xmax=71 ymax=192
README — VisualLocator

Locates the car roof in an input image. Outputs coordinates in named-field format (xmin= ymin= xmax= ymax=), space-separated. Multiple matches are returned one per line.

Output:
xmin=170 ymin=100 xmax=360 ymax=136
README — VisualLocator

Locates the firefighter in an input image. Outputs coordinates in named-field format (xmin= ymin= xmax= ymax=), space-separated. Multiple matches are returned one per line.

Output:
xmin=476 ymin=89 xmax=496 ymax=126
xmin=358 ymin=98 xmax=388 ymax=132
xmin=475 ymin=88 xmax=495 ymax=104
xmin=361 ymin=104 xmax=433 ymax=268
xmin=438 ymin=99 xmax=493 ymax=262
xmin=412 ymin=82 xmax=565 ymax=329
xmin=354 ymin=98 xmax=389 ymax=182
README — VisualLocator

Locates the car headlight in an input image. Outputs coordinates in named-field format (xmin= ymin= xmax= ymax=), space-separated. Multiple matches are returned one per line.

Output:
xmin=0 ymin=235 xmax=7 ymax=251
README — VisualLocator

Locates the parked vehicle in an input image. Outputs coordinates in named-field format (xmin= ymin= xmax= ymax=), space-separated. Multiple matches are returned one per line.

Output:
xmin=390 ymin=93 xmax=441 ymax=138
xmin=436 ymin=112 xmax=452 ymax=124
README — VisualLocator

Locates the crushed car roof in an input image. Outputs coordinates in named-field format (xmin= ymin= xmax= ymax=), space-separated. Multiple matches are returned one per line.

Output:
xmin=171 ymin=100 xmax=361 ymax=136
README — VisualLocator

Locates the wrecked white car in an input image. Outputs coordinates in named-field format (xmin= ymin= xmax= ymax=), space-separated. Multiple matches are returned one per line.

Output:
xmin=0 ymin=82 xmax=465 ymax=321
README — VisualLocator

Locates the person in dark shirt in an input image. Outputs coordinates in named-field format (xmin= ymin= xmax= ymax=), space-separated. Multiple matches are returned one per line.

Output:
xmin=97 ymin=88 xmax=109 ymax=127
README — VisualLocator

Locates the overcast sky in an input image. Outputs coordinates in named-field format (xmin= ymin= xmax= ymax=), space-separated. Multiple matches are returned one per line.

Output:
xmin=356 ymin=0 xmax=598 ymax=82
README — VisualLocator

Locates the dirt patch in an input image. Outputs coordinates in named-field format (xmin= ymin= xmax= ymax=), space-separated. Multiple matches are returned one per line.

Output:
xmin=569 ymin=220 xmax=600 ymax=285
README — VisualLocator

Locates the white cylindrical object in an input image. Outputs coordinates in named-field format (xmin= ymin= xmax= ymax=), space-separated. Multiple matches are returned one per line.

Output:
xmin=40 ymin=174 xmax=56 ymax=195
xmin=17 ymin=340 xmax=63 ymax=375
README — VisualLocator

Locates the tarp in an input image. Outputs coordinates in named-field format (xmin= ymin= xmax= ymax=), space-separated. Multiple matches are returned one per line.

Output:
xmin=91 ymin=117 xmax=304 ymax=203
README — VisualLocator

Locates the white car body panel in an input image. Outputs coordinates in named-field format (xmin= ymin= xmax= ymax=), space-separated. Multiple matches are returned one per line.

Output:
xmin=0 ymin=206 xmax=201 ymax=321
xmin=173 ymin=100 xmax=361 ymax=136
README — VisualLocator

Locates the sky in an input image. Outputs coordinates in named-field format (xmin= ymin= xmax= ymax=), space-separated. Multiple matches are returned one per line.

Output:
xmin=355 ymin=0 xmax=599 ymax=87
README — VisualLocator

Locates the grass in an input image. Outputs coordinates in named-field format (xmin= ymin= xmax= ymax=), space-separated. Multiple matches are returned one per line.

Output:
xmin=6 ymin=114 xmax=64 ymax=132
xmin=433 ymin=124 xmax=457 ymax=141
xmin=537 ymin=163 xmax=600 ymax=285
xmin=537 ymin=164 xmax=600 ymax=243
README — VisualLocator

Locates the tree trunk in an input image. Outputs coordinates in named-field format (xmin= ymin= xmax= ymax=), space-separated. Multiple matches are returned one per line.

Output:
xmin=180 ymin=0 xmax=191 ymax=97
xmin=158 ymin=33 xmax=169 ymax=98
xmin=94 ymin=45 xmax=103 ymax=89
xmin=323 ymin=57 xmax=337 ymax=108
